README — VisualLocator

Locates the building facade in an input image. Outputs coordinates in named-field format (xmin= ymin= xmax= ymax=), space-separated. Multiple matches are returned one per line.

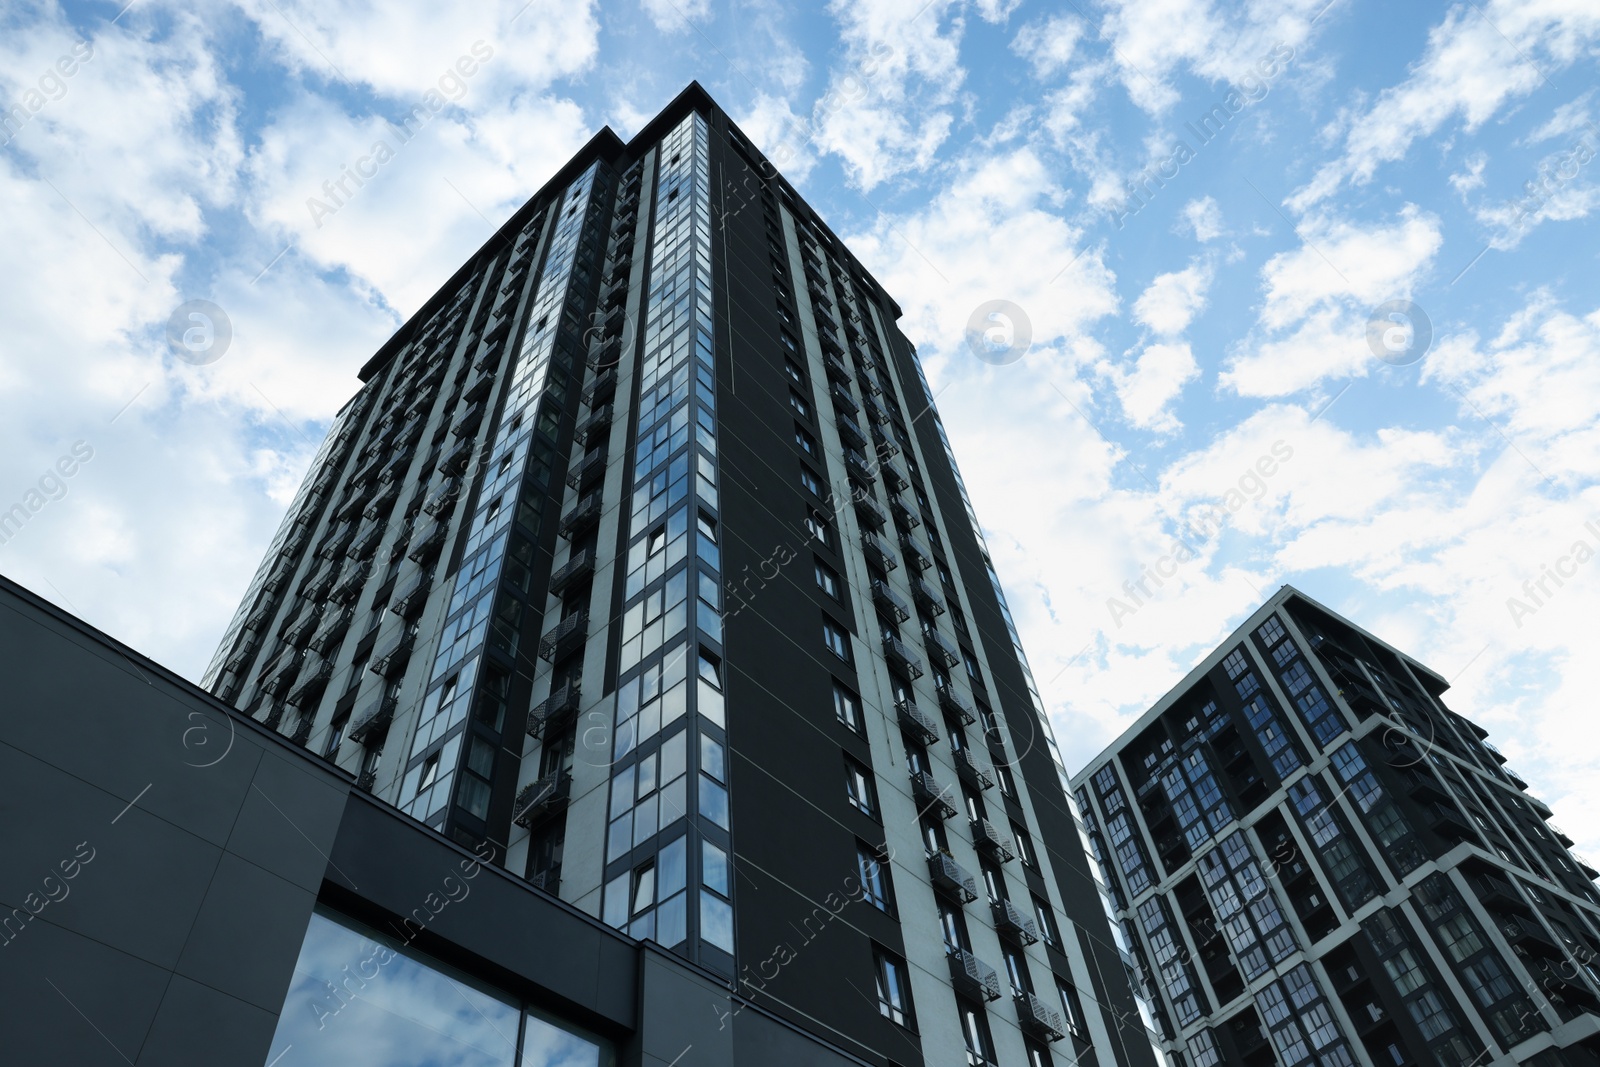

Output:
xmin=1071 ymin=587 xmax=1600 ymax=1067
xmin=199 ymin=84 xmax=1161 ymax=1067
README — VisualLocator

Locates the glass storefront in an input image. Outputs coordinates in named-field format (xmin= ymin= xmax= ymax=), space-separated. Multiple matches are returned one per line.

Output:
xmin=263 ymin=908 xmax=609 ymax=1067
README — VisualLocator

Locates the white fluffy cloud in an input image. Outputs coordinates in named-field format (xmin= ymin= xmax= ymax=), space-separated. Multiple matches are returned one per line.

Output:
xmin=1290 ymin=0 xmax=1600 ymax=209
xmin=1111 ymin=342 xmax=1200 ymax=431
xmin=1133 ymin=261 xmax=1212 ymax=335
xmin=1182 ymin=195 xmax=1224 ymax=240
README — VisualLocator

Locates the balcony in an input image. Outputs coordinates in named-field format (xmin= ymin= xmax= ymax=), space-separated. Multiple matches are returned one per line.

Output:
xmin=370 ymin=631 xmax=415 ymax=678
xmin=299 ymin=564 xmax=335 ymax=601
xmin=576 ymin=404 xmax=613 ymax=445
xmin=948 ymin=950 xmax=1002 ymax=1003
xmin=993 ymin=898 xmax=1039 ymax=946
xmin=936 ymin=684 xmax=977 ymax=727
xmin=824 ymin=354 xmax=852 ymax=385
xmin=862 ymin=534 xmax=898 ymax=573
xmin=424 ymin=477 xmax=461 ymax=516
xmin=872 ymin=430 xmax=900 ymax=463
xmin=439 ymin=438 xmax=472 ymax=474
xmin=548 ymin=549 xmax=595 ymax=595
xmin=836 ymin=414 xmax=868 ymax=450
xmin=309 ymin=608 xmax=353 ymax=655
xmin=871 ymin=580 xmax=910 ymax=623
xmin=329 ymin=561 xmax=372 ymax=604
xmin=282 ymin=608 xmax=323 ymax=649
xmin=583 ymin=368 xmax=617 ymax=406
xmin=1466 ymin=869 xmax=1527 ymax=913
xmin=971 ymin=817 xmax=1013 ymax=862
xmin=318 ymin=525 xmax=356 ymax=561
xmin=923 ymin=628 xmax=960 ymax=669
xmin=407 ymin=520 xmax=447 ymax=563
xmin=347 ymin=522 xmax=383 ymax=560
xmin=1549 ymin=823 xmax=1575 ymax=847
xmin=527 ymin=681 xmax=582 ymax=739
xmin=559 ymin=492 xmax=603 ymax=540
xmin=1504 ymin=766 xmax=1528 ymax=789
xmin=881 ymin=462 xmax=909 ymax=493
xmin=862 ymin=395 xmax=889 ymax=425
xmin=361 ymin=485 xmax=399 ymax=523
xmin=355 ymin=768 xmax=378 ymax=792
xmin=529 ymin=867 xmax=561 ymax=895
xmin=896 ymin=699 xmax=941 ymax=747
xmin=378 ymin=447 xmax=415 ymax=484
xmin=844 ymin=450 xmax=876 ymax=488
xmin=912 ymin=576 xmax=945 ymax=616
xmin=1016 ymin=992 xmax=1066 ymax=1042
xmin=928 ymin=852 xmax=979 ymax=904
xmin=287 ymin=713 xmax=313 ymax=746
xmin=538 ymin=610 xmax=589 ymax=662
xmin=957 ymin=747 xmax=996 ymax=792
xmin=1577 ymin=853 xmax=1600 ymax=878
xmin=883 ymin=635 xmax=925 ymax=681
xmin=462 ymin=371 xmax=494 ymax=405
xmin=830 ymin=383 xmax=858 ymax=414
xmin=853 ymin=495 xmax=887 ymax=532
xmin=899 ymin=534 xmax=932 ymax=572
xmin=1498 ymin=913 xmax=1561 ymax=958
xmin=1481 ymin=738 xmax=1508 ymax=764
xmin=390 ymin=574 xmax=430 ymax=619
xmin=347 ymin=695 xmax=397 ymax=745
xmin=889 ymin=497 xmax=919 ymax=530
xmin=513 ymin=771 xmax=572 ymax=828
xmin=566 ymin=450 xmax=607 ymax=492
xmin=910 ymin=770 xmax=957 ymax=820
xmin=287 ymin=659 xmax=333 ymax=707
xmin=451 ymin=400 xmax=485 ymax=438
xmin=223 ymin=635 xmax=260 ymax=675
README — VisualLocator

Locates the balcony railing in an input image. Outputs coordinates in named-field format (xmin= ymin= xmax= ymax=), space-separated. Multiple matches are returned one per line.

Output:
xmin=407 ymin=520 xmax=447 ymax=563
xmin=527 ymin=681 xmax=582 ymax=739
xmin=993 ymin=898 xmax=1038 ymax=946
xmin=910 ymin=770 xmax=956 ymax=820
xmin=830 ymin=383 xmax=858 ymax=414
xmin=309 ymin=608 xmax=353 ymax=655
xmin=390 ymin=574 xmax=430 ymax=619
xmin=948 ymin=950 xmax=1002 ymax=1003
xmin=899 ymin=534 xmax=932 ymax=572
xmin=548 ymin=549 xmax=595 ymax=595
xmin=451 ymin=400 xmax=485 ymax=438
xmin=1016 ymin=992 xmax=1066 ymax=1042
xmin=287 ymin=659 xmax=333 ymax=707
xmin=576 ymin=404 xmax=613 ymax=446
xmin=566 ymin=450 xmax=607 ymax=492
xmin=329 ymin=561 xmax=372 ymax=605
xmin=882 ymin=635 xmax=924 ymax=681
xmin=371 ymin=631 xmax=415 ymax=678
xmin=912 ymin=576 xmax=945 ymax=616
xmin=971 ymin=816 xmax=1013 ymax=862
xmin=871 ymin=580 xmax=910 ymax=623
xmin=583 ymin=367 xmax=617 ymax=406
xmin=957 ymin=747 xmax=996 ymax=792
xmin=936 ymin=683 xmax=977 ymax=726
xmin=259 ymin=649 xmax=304 ymax=696
xmin=896 ymin=699 xmax=941 ymax=747
xmin=924 ymin=628 xmax=960 ymax=669
xmin=538 ymin=610 xmax=589 ymax=662
xmin=844 ymin=451 xmax=875 ymax=488
xmin=890 ymin=497 xmax=919 ymax=530
xmin=513 ymin=771 xmax=572 ymax=828
xmin=928 ymin=852 xmax=979 ymax=904
xmin=559 ymin=493 xmax=603 ymax=540
xmin=836 ymin=414 xmax=868 ymax=450
xmin=854 ymin=496 xmax=887 ymax=532
xmin=862 ymin=534 xmax=897 ymax=573
xmin=424 ymin=477 xmax=461 ymax=516
xmin=881 ymin=462 xmax=909 ymax=493
xmin=348 ymin=695 xmax=397 ymax=745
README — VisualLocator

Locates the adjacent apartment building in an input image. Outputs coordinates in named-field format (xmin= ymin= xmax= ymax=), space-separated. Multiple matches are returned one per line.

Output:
xmin=1072 ymin=587 xmax=1600 ymax=1067
xmin=198 ymin=83 xmax=1162 ymax=1067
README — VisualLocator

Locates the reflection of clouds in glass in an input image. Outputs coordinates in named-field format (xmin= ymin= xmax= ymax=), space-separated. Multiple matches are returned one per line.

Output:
xmin=522 ymin=1013 xmax=601 ymax=1067
xmin=264 ymin=911 xmax=602 ymax=1067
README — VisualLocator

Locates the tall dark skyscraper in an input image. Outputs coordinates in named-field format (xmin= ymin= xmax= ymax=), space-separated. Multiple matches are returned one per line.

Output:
xmin=1072 ymin=587 xmax=1600 ymax=1067
xmin=198 ymin=84 xmax=1162 ymax=1067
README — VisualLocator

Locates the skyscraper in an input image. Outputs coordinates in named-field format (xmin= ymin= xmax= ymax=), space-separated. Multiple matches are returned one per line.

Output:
xmin=1071 ymin=586 xmax=1600 ymax=1067
xmin=201 ymin=84 xmax=1161 ymax=1067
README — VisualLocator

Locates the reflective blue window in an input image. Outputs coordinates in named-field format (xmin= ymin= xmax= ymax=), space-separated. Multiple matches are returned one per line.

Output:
xmin=264 ymin=909 xmax=609 ymax=1067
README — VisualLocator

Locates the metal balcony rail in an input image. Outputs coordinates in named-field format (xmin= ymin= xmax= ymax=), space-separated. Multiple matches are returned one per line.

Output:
xmin=347 ymin=695 xmax=397 ymax=745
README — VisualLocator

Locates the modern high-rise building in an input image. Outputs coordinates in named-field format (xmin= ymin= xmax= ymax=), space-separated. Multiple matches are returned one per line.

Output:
xmin=198 ymin=83 xmax=1162 ymax=1067
xmin=1071 ymin=587 xmax=1600 ymax=1067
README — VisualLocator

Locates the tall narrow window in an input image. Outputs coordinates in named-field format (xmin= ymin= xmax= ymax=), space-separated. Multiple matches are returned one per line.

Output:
xmin=834 ymin=683 xmax=864 ymax=733
xmin=845 ymin=756 xmax=878 ymax=817
xmin=875 ymin=947 xmax=915 ymax=1028
xmin=824 ymin=618 xmax=850 ymax=661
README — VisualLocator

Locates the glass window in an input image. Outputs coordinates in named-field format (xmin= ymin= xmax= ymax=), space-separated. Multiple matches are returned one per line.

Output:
xmin=845 ymin=757 xmax=877 ymax=817
xmin=824 ymin=618 xmax=850 ymax=661
xmin=264 ymin=909 xmax=606 ymax=1067
xmin=857 ymin=841 xmax=893 ymax=913
xmin=815 ymin=560 xmax=840 ymax=599
xmin=834 ymin=683 xmax=864 ymax=732
xmin=875 ymin=947 xmax=915 ymax=1028
xmin=800 ymin=465 xmax=821 ymax=495
xmin=795 ymin=424 xmax=816 ymax=455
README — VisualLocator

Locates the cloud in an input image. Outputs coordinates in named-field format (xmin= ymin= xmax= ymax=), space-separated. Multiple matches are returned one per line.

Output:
xmin=1181 ymin=195 xmax=1224 ymax=240
xmin=1111 ymin=342 xmax=1200 ymax=431
xmin=640 ymin=0 xmax=711 ymax=33
xmin=1011 ymin=14 xmax=1083 ymax=79
xmin=1289 ymin=0 xmax=1600 ymax=210
xmin=814 ymin=0 xmax=966 ymax=190
xmin=1132 ymin=261 xmax=1212 ymax=335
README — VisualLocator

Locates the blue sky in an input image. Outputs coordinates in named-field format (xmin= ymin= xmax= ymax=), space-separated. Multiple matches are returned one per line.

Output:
xmin=3 ymin=0 xmax=1599 ymax=854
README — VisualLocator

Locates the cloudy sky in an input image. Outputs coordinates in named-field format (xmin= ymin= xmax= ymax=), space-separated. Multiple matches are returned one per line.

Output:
xmin=3 ymin=0 xmax=1598 ymax=855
